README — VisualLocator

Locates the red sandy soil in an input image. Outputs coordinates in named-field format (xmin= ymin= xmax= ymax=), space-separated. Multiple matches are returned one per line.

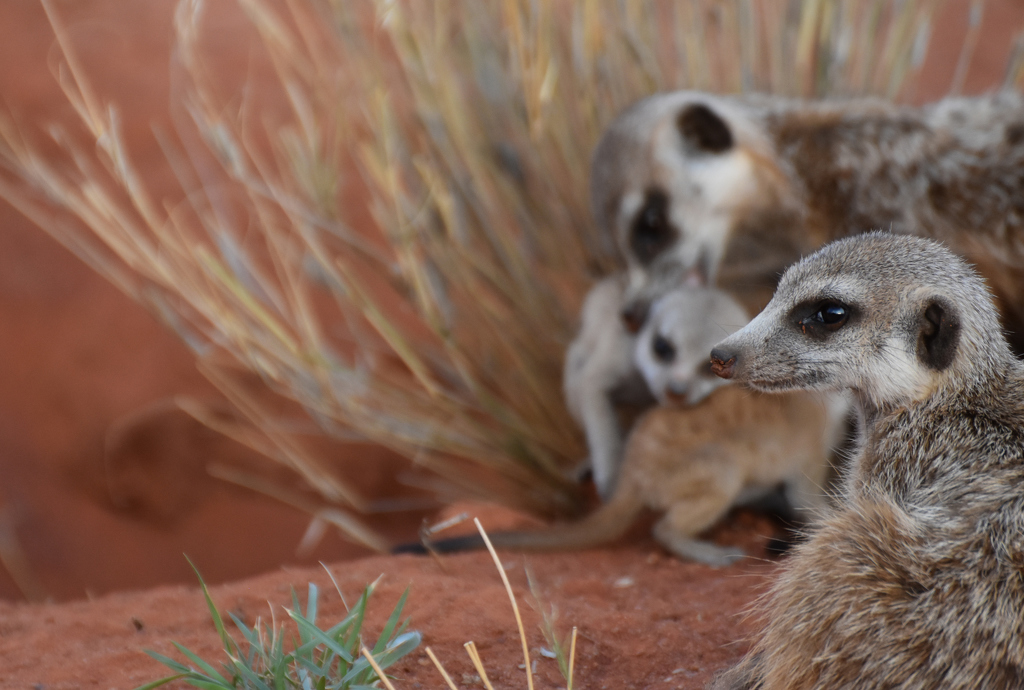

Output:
xmin=0 ymin=510 xmax=783 ymax=690
xmin=0 ymin=1 xmax=1022 ymax=688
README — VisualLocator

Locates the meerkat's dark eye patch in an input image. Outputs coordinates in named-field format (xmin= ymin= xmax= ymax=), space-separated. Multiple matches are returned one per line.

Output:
xmin=630 ymin=189 xmax=678 ymax=265
xmin=795 ymin=300 xmax=851 ymax=338
xmin=652 ymin=334 xmax=676 ymax=363
xmin=917 ymin=297 xmax=960 ymax=371
xmin=677 ymin=103 xmax=734 ymax=154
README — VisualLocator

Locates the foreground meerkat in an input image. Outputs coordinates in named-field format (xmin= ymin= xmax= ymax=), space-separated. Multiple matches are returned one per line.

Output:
xmin=399 ymin=383 xmax=846 ymax=567
xmin=708 ymin=232 xmax=1024 ymax=688
xmin=591 ymin=90 xmax=1024 ymax=349
xmin=564 ymin=279 xmax=749 ymax=496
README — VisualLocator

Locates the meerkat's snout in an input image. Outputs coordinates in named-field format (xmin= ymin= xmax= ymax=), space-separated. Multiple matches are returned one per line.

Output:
xmin=709 ymin=348 xmax=736 ymax=379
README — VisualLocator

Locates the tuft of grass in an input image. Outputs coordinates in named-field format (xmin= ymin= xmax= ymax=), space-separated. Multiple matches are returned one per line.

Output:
xmin=137 ymin=558 xmax=421 ymax=690
xmin=0 ymin=0 xmax=962 ymax=533
xmin=139 ymin=526 xmax=581 ymax=690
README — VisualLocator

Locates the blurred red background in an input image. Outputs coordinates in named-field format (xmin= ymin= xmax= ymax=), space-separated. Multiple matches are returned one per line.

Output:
xmin=0 ymin=0 xmax=1021 ymax=602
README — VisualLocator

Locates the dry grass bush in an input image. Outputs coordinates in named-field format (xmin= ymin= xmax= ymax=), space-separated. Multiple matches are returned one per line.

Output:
xmin=2 ymin=0 xmax=1006 ymax=545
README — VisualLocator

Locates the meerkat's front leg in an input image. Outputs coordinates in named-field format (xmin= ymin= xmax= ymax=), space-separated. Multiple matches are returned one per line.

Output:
xmin=577 ymin=391 xmax=626 ymax=499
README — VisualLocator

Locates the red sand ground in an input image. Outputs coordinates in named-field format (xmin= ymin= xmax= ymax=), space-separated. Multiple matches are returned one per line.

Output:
xmin=0 ymin=1 xmax=1022 ymax=688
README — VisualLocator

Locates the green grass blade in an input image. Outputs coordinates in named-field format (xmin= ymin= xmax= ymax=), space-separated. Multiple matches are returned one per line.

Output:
xmin=289 ymin=608 xmax=356 ymax=663
xmin=185 ymin=556 xmax=237 ymax=657
xmin=306 ymin=582 xmax=319 ymax=626
xmin=144 ymin=649 xmax=193 ymax=674
xmin=370 ymin=587 xmax=409 ymax=655
xmin=339 ymin=587 xmax=370 ymax=655
xmin=232 ymin=660 xmax=274 ymax=690
xmin=228 ymin=612 xmax=260 ymax=647
xmin=131 ymin=673 xmax=190 ymax=690
xmin=171 ymin=642 xmax=231 ymax=684
xmin=373 ymin=631 xmax=422 ymax=669
xmin=182 ymin=680 xmax=235 ymax=690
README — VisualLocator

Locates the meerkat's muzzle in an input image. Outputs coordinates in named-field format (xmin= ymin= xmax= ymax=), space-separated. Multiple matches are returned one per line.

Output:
xmin=709 ymin=348 xmax=736 ymax=379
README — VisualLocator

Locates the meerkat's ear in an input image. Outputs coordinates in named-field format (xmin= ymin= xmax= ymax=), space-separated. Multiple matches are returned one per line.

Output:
xmin=917 ymin=297 xmax=960 ymax=371
xmin=677 ymin=103 xmax=734 ymax=154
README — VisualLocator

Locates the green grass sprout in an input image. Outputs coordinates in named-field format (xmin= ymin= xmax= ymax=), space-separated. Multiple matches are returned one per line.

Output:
xmin=136 ymin=558 xmax=420 ymax=690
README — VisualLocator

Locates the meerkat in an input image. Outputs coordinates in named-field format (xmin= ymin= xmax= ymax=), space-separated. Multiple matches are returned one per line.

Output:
xmin=591 ymin=90 xmax=1024 ymax=351
xmin=562 ymin=274 xmax=653 ymax=498
xmin=397 ymin=381 xmax=847 ymax=567
xmin=564 ymin=278 xmax=750 ymax=496
xmin=707 ymin=232 xmax=1024 ymax=689
xmin=634 ymin=286 xmax=748 ymax=406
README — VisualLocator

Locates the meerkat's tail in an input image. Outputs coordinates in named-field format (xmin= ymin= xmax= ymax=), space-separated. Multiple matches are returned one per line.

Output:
xmin=392 ymin=480 xmax=646 ymax=555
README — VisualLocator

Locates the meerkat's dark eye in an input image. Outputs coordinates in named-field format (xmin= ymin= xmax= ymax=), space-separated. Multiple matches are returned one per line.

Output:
xmin=652 ymin=334 xmax=676 ymax=363
xmin=630 ymin=189 xmax=677 ymax=265
xmin=799 ymin=301 xmax=850 ymax=336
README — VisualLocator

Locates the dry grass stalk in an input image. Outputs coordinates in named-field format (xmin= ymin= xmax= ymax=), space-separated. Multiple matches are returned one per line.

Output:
xmin=0 ymin=0 xmax=953 ymax=532
xmin=420 ymin=519 xmax=576 ymax=690
xmin=475 ymin=516 xmax=535 ymax=690
xmin=361 ymin=647 xmax=400 ymax=690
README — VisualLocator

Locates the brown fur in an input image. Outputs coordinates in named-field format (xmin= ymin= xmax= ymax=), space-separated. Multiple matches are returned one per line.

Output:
xmin=592 ymin=91 xmax=1024 ymax=351
xmin=413 ymin=385 xmax=844 ymax=567
xmin=709 ymin=233 xmax=1024 ymax=689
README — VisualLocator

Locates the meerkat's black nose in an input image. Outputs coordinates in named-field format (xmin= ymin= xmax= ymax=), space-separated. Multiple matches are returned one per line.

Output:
xmin=620 ymin=300 xmax=650 ymax=334
xmin=709 ymin=347 xmax=737 ymax=379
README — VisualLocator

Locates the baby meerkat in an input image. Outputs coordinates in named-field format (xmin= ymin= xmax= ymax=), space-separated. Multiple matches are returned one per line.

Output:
xmin=592 ymin=91 xmax=1024 ymax=351
xmin=564 ymin=279 xmax=749 ymax=496
xmin=634 ymin=287 xmax=748 ymax=406
xmin=708 ymin=232 xmax=1024 ymax=689
xmin=398 ymin=386 xmax=844 ymax=566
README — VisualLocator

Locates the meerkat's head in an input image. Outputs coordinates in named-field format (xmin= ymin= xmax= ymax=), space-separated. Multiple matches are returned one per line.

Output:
xmin=590 ymin=91 xmax=803 ymax=332
xmin=709 ymin=232 xmax=1010 ymax=412
xmin=635 ymin=287 xmax=749 ymax=406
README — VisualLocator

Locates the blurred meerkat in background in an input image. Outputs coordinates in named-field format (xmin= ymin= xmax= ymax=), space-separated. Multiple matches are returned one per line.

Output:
xmin=591 ymin=90 xmax=1024 ymax=354
xmin=563 ymin=280 xmax=747 ymax=497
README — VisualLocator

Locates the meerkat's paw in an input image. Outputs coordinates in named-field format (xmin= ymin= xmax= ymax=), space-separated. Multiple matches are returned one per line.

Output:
xmin=655 ymin=532 xmax=747 ymax=567
xmin=652 ymin=497 xmax=747 ymax=566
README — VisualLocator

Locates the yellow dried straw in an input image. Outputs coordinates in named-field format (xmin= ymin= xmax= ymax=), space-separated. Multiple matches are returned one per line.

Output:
xmin=419 ymin=520 xmax=580 ymax=690
xmin=424 ymin=647 xmax=459 ymax=690
xmin=361 ymin=646 xmax=399 ymax=690
xmin=568 ymin=626 xmax=578 ymax=690
xmin=475 ymin=516 xmax=535 ymax=690
xmin=464 ymin=641 xmax=496 ymax=690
